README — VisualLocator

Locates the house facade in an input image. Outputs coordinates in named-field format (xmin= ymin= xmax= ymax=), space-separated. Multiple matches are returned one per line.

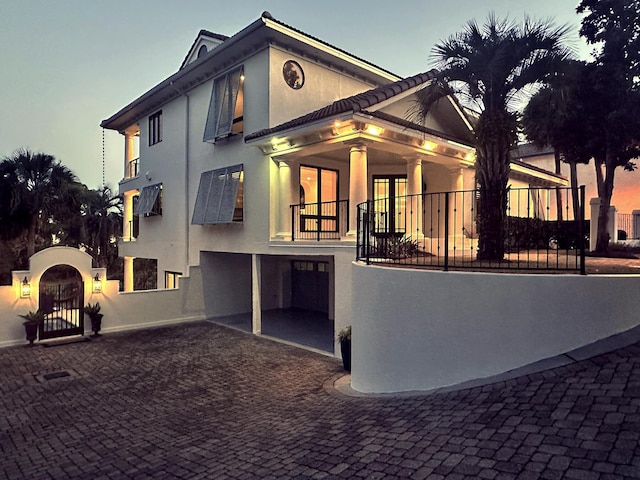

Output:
xmin=101 ymin=12 xmax=567 ymax=355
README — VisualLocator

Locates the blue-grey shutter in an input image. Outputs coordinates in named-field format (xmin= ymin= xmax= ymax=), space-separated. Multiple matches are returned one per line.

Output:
xmin=204 ymin=66 xmax=243 ymax=141
xmin=192 ymin=171 xmax=214 ymax=224
xmin=135 ymin=183 xmax=161 ymax=215
xmin=191 ymin=165 xmax=243 ymax=224
xmin=217 ymin=166 xmax=242 ymax=223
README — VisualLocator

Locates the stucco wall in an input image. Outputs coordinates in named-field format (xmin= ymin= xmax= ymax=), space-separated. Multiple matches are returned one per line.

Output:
xmin=351 ymin=262 xmax=640 ymax=393
xmin=0 ymin=248 xmax=206 ymax=348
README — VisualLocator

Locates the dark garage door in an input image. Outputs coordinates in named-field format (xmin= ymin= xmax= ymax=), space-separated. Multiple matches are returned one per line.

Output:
xmin=291 ymin=261 xmax=329 ymax=314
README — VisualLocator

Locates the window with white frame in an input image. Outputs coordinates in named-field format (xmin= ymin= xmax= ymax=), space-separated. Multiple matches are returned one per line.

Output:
xmin=165 ymin=271 xmax=182 ymax=289
xmin=135 ymin=183 xmax=162 ymax=217
xmin=149 ymin=111 xmax=162 ymax=146
xmin=203 ymin=66 xmax=244 ymax=141
xmin=192 ymin=164 xmax=243 ymax=224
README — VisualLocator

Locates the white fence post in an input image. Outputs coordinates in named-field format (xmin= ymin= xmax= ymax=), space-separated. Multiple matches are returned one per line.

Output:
xmin=633 ymin=210 xmax=640 ymax=240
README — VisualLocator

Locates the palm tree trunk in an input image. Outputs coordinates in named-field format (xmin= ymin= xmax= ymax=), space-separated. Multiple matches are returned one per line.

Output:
xmin=27 ymin=214 xmax=37 ymax=258
xmin=554 ymin=150 xmax=564 ymax=221
xmin=595 ymin=156 xmax=616 ymax=253
xmin=474 ymin=113 xmax=512 ymax=261
xmin=569 ymin=161 xmax=580 ymax=222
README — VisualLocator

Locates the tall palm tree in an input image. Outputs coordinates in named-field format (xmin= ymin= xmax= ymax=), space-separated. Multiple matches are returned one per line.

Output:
xmin=81 ymin=186 xmax=123 ymax=268
xmin=410 ymin=15 xmax=571 ymax=260
xmin=522 ymin=60 xmax=592 ymax=222
xmin=0 ymin=149 xmax=81 ymax=257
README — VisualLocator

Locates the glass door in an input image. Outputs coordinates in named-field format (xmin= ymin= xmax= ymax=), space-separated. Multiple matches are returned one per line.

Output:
xmin=373 ymin=176 xmax=407 ymax=235
xmin=300 ymin=166 xmax=338 ymax=233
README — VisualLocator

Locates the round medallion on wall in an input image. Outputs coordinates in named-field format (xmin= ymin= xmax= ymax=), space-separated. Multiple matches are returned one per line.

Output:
xmin=283 ymin=60 xmax=305 ymax=89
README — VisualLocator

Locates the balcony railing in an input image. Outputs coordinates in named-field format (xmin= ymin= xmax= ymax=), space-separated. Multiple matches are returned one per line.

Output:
xmin=127 ymin=157 xmax=140 ymax=179
xmin=357 ymin=186 xmax=586 ymax=273
xmin=291 ymin=199 xmax=349 ymax=241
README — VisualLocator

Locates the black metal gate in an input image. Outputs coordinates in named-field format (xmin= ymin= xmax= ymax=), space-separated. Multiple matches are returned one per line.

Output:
xmin=39 ymin=281 xmax=84 ymax=340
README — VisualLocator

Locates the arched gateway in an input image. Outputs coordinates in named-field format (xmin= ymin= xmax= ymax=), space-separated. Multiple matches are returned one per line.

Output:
xmin=39 ymin=265 xmax=84 ymax=339
xmin=12 ymin=247 xmax=106 ymax=342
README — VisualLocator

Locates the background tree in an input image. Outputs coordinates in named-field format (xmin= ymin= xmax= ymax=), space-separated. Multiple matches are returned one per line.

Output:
xmin=577 ymin=0 xmax=640 ymax=253
xmin=522 ymin=60 xmax=592 ymax=221
xmin=81 ymin=186 xmax=123 ymax=269
xmin=0 ymin=149 xmax=122 ymax=284
xmin=0 ymin=149 xmax=82 ymax=257
xmin=410 ymin=15 xmax=571 ymax=260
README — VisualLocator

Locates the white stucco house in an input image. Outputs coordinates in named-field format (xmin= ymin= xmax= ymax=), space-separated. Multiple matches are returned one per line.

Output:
xmin=98 ymin=12 xmax=639 ymax=393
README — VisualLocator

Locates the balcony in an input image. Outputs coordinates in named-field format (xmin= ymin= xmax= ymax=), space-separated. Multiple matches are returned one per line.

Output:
xmin=126 ymin=157 xmax=140 ymax=179
xmin=290 ymin=200 xmax=349 ymax=241
xmin=357 ymin=187 xmax=587 ymax=273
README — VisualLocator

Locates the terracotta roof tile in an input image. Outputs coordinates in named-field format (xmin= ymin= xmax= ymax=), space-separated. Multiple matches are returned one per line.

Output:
xmin=245 ymin=71 xmax=437 ymax=141
xmin=264 ymin=12 xmax=397 ymax=80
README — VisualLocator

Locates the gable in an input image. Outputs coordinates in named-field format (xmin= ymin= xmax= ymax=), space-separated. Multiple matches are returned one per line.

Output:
xmin=180 ymin=30 xmax=228 ymax=70
xmin=373 ymin=91 xmax=474 ymax=144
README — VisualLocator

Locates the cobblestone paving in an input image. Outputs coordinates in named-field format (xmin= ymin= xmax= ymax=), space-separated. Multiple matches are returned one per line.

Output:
xmin=1 ymin=322 xmax=639 ymax=479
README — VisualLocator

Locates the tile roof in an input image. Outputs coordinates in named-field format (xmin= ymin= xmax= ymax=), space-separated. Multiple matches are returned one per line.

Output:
xmin=262 ymin=12 xmax=397 ymax=80
xmin=245 ymin=71 xmax=438 ymax=141
xmin=513 ymin=142 xmax=554 ymax=159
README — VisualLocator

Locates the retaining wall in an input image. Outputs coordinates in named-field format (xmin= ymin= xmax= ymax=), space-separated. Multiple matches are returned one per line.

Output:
xmin=351 ymin=262 xmax=640 ymax=393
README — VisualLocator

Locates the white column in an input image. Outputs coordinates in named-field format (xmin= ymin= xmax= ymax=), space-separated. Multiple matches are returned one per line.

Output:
xmin=450 ymin=168 xmax=464 ymax=192
xmin=348 ymin=143 xmax=368 ymax=236
xmin=252 ymin=254 xmax=262 ymax=334
xmin=123 ymin=191 xmax=134 ymax=240
xmin=406 ymin=156 xmax=423 ymax=238
xmin=124 ymin=256 xmax=134 ymax=292
xmin=124 ymin=133 xmax=135 ymax=178
xmin=449 ymin=168 xmax=465 ymax=245
xmin=633 ymin=210 xmax=640 ymax=240
xmin=277 ymin=161 xmax=293 ymax=239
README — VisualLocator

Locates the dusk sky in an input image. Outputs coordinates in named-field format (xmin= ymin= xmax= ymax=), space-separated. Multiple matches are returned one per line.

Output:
xmin=0 ymin=1 xmax=591 ymax=190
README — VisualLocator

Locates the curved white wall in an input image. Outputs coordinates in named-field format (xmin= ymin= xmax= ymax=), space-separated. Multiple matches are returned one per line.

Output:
xmin=351 ymin=262 xmax=640 ymax=393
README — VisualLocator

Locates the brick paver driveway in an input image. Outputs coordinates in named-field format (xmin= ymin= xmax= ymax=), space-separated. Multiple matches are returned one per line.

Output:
xmin=1 ymin=321 xmax=639 ymax=479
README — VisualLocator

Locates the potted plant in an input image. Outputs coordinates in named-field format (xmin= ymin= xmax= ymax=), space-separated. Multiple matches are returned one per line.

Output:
xmin=338 ymin=326 xmax=351 ymax=372
xmin=84 ymin=302 xmax=103 ymax=337
xmin=19 ymin=310 xmax=44 ymax=346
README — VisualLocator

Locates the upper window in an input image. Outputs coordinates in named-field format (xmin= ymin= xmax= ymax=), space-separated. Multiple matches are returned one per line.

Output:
xmin=192 ymin=164 xmax=243 ymax=224
xmin=149 ymin=111 xmax=162 ymax=146
xmin=203 ymin=66 xmax=244 ymax=142
xmin=135 ymin=183 xmax=162 ymax=217
xmin=197 ymin=45 xmax=208 ymax=58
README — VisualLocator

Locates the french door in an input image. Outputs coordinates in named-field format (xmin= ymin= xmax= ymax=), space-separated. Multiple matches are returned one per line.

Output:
xmin=373 ymin=175 xmax=407 ymax=235
xmin=299 ymin=166 xmax=339 ymax=233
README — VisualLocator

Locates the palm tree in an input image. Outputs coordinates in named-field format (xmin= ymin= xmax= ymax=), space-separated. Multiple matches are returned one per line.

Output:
xmin=81 ymin=186 xmax=123 ymax=268
xmin=522 ymin=60 xmax=592 ymax=221
xmin=410 ymin=15 xmax=571 ymax=260
xmin=0 ymin=149 xmax=81 ymax=257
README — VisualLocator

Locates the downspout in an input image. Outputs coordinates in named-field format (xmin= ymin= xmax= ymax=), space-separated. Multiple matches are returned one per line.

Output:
xmin=184 ymin=92 xmax=190 ymax=272
xmin=170 ymin=81 xmax=190 ymax=275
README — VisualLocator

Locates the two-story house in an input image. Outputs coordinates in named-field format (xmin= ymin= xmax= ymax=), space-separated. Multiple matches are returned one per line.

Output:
xmin=101 ymin=12 xmax=566 ymax=354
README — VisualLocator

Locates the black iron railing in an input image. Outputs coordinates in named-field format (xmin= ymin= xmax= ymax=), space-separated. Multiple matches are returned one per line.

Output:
xmin=291 ymin=199 xmax=349 ymax=241
xmin=39 ymin=282 xmax=84 ymax=339
xmin=357 ymin=186 xmax=586 ymax=273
